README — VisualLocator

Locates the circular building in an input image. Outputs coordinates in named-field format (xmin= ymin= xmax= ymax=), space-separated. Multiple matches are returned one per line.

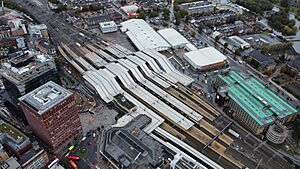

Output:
xmin=266 ymin=123 xmax=288 ymax=144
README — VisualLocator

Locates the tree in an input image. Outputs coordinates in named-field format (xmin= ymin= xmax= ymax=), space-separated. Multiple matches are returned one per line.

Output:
xmin=163 ymin=14 xmax=170 ymax=21
xmin=191 ymin=31 xmax=196 ymax=37
xmin=137 ymin=9 xmax=146 ymax=19
xmin=185 ymin=15 xmax=191 ymax=22
xmin=162 ymin=8 xmax=170 ymax=15
xmin=174 ymin=5 xmax=180 ymax=12
xmin=56 ymin=3 xmax=66 ymax=11
xmin=175 ymin=19 xmax=180 ymax=25
xmin=179 ymin=9 xmax=188 ymax=17
xmin=235 ymin=47 xmax=242 ymax=56
xmin=54 ymin=57 xmax=63 ymax=71
xmin=280 ymin=0 xmax=289 ymax=8
xmin=214 ymin=35 xmax=221 ymax=42
xmin=75 ymin=7 xmax=81 ymax=13
xmin=174 ymin=12 xmax=181 ymax=20
xmin=150 ymin=11 xmax=158 ymax=18
xmin=66 ymin=4 xmax=72 ymax=10
xmin=224 ymin=42 xmax=229 ymax=49
xmin=197 ymin=23 xmax=204 ymax=32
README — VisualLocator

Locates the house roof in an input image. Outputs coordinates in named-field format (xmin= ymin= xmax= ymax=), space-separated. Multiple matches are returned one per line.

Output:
xmin=249 ymin=50 xmax=275 ymax=66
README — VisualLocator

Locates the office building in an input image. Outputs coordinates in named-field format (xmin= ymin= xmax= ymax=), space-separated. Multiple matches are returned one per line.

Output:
xmin=215 ymin=70 xmax=299 ymax=135
xmin=19 ymin=81 xmax=82 ymax=151
xmin=99 ymin=21 xmax=118 ymax=34
xmin=0 ymin=50 xmax=60 ymax=106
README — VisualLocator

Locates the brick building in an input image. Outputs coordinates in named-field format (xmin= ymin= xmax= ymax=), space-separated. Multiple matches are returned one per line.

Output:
xmin=19 ymin=81 xmax=82 ymax=151
xmin=214 ymin=70 xmax=299 ymax=135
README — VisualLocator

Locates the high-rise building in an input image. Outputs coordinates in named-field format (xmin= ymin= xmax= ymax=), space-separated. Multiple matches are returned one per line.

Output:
xmin=19 ymin=81 xmax=82 ymax=151
xmin=0 ymin=50 xmax=60 ymax=108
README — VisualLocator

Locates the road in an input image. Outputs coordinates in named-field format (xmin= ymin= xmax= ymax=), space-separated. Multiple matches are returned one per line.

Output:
xmin=13 ymin=0 xmax=99 ymax=47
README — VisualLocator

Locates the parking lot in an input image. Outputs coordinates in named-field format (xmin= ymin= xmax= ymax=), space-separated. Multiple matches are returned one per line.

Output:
xmin=90 ymin=28 xmax=137 ymax=52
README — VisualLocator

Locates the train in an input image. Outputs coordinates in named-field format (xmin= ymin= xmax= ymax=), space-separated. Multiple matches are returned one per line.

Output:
xmin=228 ymin=129 xmax=240 ymax=139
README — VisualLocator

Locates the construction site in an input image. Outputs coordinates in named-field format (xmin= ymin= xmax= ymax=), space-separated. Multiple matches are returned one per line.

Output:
xmin=56 ymin=40 xmax=280 ymax=169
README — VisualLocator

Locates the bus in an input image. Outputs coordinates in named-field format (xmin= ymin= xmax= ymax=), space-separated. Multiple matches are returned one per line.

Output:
xmin=67 ymin=155 xmax=80 ymax=160
xmin=75 ymin=43 xmax=81 ymax=47
xmin=78 ymin=33 xmax=85 ymax=37
xmin=69 ymin=160 xmax=78 ymax=169
xmin=68 ymin=145 xmax=75 ymax=151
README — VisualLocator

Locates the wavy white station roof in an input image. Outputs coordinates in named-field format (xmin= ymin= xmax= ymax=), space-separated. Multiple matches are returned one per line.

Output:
xmin=118 ymin=59 xmax=202 ymax=122
xmin=84 ymin=52 xmax=107 ymax=68
xmin=105 ymin=63 xmax=194 ymax=130
xmin=142 ymin=49 xmax=194 ymax=85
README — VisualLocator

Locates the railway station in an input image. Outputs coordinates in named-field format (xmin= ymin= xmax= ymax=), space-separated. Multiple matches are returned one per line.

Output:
xmin=58 ymin=41 xmax=247 ymax=169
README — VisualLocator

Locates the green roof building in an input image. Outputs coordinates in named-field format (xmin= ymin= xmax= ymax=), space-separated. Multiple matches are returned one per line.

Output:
xmin=215 ymin=70 xmax=299 ymax=134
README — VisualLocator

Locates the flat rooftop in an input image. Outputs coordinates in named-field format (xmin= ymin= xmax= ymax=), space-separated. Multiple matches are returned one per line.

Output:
xmin=120 ymin=19 xmax=170 ymax=51
xmin=19 ymin=81 xmax=72 ymax=115
xmin=103 ymin=115 xmax=164 ymax=168
xmin=183 ymin=47 xmax=227 ymax=69
xmin=157 ymin=28 xmax=190 ymax=48
xmin=0 ymin=119 xmax=31 ymax=154
xmin=180 ymin=1 xmax=215 ymax=11
xmin=0 ymin=120 xmax=26 ymax=141
xmin=228 ymin=36 xmax=250 ymax=47
xmin=218 ymin=70 xmax=298 ymax=126
xmin=99 ymin=21 xmax=117 ymax=28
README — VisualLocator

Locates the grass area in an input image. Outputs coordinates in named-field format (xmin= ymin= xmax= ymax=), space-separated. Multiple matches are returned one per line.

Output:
xmin=77 ymin=147 xmax=88 ymax=158
xmin=262 ymin=31 xmax=270 ymax=36
xmin=289 ymin=6 xmax=300 ymax=19
xmin=0 ymin=122 xmax=25 ymax=140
